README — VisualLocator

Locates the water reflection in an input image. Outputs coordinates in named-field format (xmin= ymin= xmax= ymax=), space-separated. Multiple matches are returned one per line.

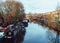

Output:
xmin=17 ymin=28 xmax=26 ymax=43
xmin=23 ymin=23 xmax=58 ymax=43
xmin=0 ymin=23 xmax=60 ymax=43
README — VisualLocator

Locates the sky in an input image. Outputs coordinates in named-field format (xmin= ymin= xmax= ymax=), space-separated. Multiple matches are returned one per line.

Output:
xmin=0 ymin=0 xmax=60 ymax=14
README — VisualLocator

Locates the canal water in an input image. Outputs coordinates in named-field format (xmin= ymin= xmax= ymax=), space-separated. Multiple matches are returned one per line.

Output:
xmin=23 ymin=23 xmax=57 ymax=43
xmin=0 ymin=22 xmax=59 ymax=43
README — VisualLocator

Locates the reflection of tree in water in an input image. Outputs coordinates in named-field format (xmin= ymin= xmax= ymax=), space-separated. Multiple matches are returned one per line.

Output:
xmin=19 ymin=26 xmax=26 ymax=43
xmin=46 ymin=29 xmax=56 ymax=43
xmin=46 ymin=29 xmax=60 ymax=43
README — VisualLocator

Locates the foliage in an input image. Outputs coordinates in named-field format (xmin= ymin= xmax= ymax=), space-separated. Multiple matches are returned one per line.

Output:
xmin=0 ymin=1 xmax=25 ymax=25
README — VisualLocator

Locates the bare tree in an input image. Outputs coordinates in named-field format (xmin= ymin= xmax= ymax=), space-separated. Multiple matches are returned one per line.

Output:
xmin=0 ymin=0 xmax=25 ymax=26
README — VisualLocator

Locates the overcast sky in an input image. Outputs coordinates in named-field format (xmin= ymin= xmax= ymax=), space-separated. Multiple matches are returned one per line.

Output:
xmin=0 ymin=0 xmax=60 ymax=14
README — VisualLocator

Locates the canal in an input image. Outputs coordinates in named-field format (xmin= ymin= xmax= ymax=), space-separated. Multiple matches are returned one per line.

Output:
xmin=23 ymin=23 xmax=58 ymax=43
xmin=0 ymin=23 xmax=59 ymax=43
